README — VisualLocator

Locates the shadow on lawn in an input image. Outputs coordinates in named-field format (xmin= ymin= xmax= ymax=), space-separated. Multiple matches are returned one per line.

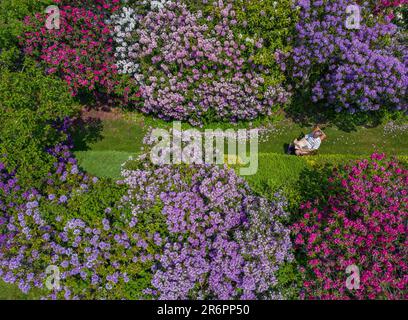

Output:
xmin=71 ymin=117 xmax=104 ymax=151
xmin=283 ymin=133 xmax=306 ymax=155
xmin=287 ymin=162 xmax=337 ymax=224
xmin=285 ymin=92 xmax=385 ymax=133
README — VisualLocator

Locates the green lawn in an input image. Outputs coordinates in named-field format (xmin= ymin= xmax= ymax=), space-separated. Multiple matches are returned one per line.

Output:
xmin=74 ymin=150 xmax=134 ymax=179
xmin=71 ymin=115 xmax=408 ymax=207
xmin=72 ymin=118 xmax=147 ymax=153
xmin=258 ymin=120 xmax=408 ymax=155
xmin=72 ymin=117 xmax=146 ymax=178
xmin=0 ymin=281 xmax=41 ymax=300
xmin=72 ymin=115 xmax=408 ymax=181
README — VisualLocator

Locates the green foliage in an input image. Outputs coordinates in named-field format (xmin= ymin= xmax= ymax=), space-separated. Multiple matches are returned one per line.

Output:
xmin=244 ymin=153 xmax=363 ymax=205
xmin=0 ymin=0 xmax=51 ymax=49
xmin=188 ymin=0 xmax=298 ymax=86
xmin=42 ymin=178 xmax=127 ymax=226
xmin=234 ymin=0 xmax=298 ymax=82
xmin=286 ymin=92 xmax=408 ymax=132
xmin=275 ymin=262 xmax=303 ymax=300
xmin=0 ymin=58 xmax=79 ymax=188
xmin=394 ymin=4 xmax=408 ymax=29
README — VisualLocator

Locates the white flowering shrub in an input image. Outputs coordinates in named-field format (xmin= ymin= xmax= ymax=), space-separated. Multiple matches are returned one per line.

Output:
xmin=110 ymin=0 xmax=174 ymax=81
xmin=110 ymin=6 xmax=140 ymax=77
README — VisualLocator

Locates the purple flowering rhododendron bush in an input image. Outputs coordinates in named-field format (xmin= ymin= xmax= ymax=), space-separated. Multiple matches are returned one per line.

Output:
xmin=293 ymin=153 xmax=408 ymax=299
xmin=122 ymin=158 xmax=293 ymax=299
xmin=124 ymin=1 xmax=291 ymax=124
xmin=0 ymin=143 xmax=293 ymax=299
xmin=281 ymin=0 xmax=408 ymax=113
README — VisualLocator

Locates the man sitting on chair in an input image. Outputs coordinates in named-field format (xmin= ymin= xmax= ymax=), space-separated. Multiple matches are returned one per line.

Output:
xmin=293 ymin=127 xmax=326 ymax=156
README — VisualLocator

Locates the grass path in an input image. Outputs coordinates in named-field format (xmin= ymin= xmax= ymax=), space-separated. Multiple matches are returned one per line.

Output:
xmin=72 ymin=116 xmax=408 ymax=179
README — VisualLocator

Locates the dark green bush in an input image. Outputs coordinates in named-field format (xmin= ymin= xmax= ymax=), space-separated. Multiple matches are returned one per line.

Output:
xmin=0 ymin=58 xmax=79 ymax=188
xmin=0 ymin=0 xmax=51 ymax=49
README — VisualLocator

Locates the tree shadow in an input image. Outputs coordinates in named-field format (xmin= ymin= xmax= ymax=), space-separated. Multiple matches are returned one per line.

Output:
xmin=284 ymin=92 xmax=330 ymax=128
xmin=285 ymin=92 xmax=387 ymax=133
xmin=76 ymin=91 xmax=119 ymax=112
xmin=287 ymin=162 xmax=336 ymax=223
xmin=71 ymin=117 xmax=104 ymax=151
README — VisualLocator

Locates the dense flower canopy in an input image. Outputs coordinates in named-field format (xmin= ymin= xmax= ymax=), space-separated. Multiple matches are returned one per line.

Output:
xmin=21 ymin=0 xmax=407 ymax=119
xmin=110 ymin=1 xmax=291 ymax=124
xmin=123 ymin=158 xmax=293 ymax=299
xmin=0 ymin=133 xmax=293 ymax=299
xmin=293 ymin=153 xmax=408 ymax=299
xmin=22 ymin=0 xmax=140 ymax=105
xmin=1 ymin=0 xmax=407 ymax=302
xmin=283 ymin=0 xmax=407 ymax=113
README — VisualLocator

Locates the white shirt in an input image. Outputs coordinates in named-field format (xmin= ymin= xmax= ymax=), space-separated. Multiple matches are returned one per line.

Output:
xmin=305 ymin=134 xmax=321 ymax=150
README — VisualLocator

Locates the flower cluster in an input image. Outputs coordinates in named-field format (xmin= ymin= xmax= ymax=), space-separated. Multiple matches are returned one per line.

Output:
xmin=377 ymin=0 xmax=407 ymax=11
xmin=53 ymin=0 xmax=121 ymax=14
xmin=1 ymin=134 xmax=293 ymax=300
xmin=123 ymin=157 xmax=293 ymax=299
xmin=0 ymin=138 xmax=143 ymax=299
xmin=115 ymin=1 xmax=290 ymax=125
xmin=22 ymin=1 xmax=140 ymax=104
xmin=283 ymin=0 xmax=407 ymax=113
xmin=292 ymin=153 xmax=408 ymax=299
xmin=110 ymin=6 xmax=141 ymax=78
xmin=0 ymin=160 xmax=22 ymax=248
xmin=23 ymin=6 xmax=117 ymax=95
xmin=109 ymin=1 xmax=178 ymax=79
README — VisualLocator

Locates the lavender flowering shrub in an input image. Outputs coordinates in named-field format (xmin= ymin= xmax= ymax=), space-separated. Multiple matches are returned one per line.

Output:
xmin=188 ymin=0 xmax=298 ymax=87
xmin=0 ymin=141 xmax=151 ymax=299
xmin=0 ymin=142 xmax=294 ymax=299
xmin=111 ymin=1 xmax=291 ymax=125
xmin=0 ymin=160 xmax=22 ymax=249
xmin=281 ymin=0 xmax=407 ymax=113
xmin=122 ymin=157 xmax=293 ymax=299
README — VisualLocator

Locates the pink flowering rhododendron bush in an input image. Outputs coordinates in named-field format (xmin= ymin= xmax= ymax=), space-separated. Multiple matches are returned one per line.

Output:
xmin=293 ymin=153 xmax=408 ymax=299
xmin=53 ymin=0 xmax=121 ymax=13
xmin=22 ymin=1 xmax=140 ymax=104
xmin=364 ymin=1 xmax=408 ymax=28
xmin=374 ymin=0 xmax=407 ymax=13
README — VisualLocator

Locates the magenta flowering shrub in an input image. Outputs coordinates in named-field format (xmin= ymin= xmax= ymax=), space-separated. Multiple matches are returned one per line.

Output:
xmin=22 ymin=2 xmax=140 ymax=103
xmin=376 ymin=0 xmax=407 ymax=12
xmin=131 ymin=1 xmax=290 ymax=125
xmin=23 ymin=6 xmax=117 ymax=96
xmin=293 ymin=153 xmax=408 ymax=299
xmin=53 ymin=0 xmax=121 ymax=13
xmin=283 ymin=0 xmax=407 ymax=113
